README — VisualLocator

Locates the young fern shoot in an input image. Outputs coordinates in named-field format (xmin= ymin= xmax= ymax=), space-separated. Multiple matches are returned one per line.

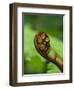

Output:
xmin=34 ymin=32 xmax=63 ymax=72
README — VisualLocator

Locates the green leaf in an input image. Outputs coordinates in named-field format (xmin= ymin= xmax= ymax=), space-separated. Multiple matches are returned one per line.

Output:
xmin=46 ymin=62 xmax=61 ymax=73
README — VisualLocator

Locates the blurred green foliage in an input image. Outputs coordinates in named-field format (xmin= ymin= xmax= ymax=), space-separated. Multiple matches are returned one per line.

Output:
xmin=23 ymin=14 xmax=63 ymax=74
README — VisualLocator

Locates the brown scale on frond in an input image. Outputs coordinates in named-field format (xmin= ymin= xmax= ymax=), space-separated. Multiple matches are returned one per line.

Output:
xmin=35 ymin=32 xmax=50 ymax=53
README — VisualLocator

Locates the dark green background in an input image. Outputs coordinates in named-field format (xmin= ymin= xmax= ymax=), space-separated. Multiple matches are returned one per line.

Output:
xmin=23 ymin=14 xmax=63 ymax=74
